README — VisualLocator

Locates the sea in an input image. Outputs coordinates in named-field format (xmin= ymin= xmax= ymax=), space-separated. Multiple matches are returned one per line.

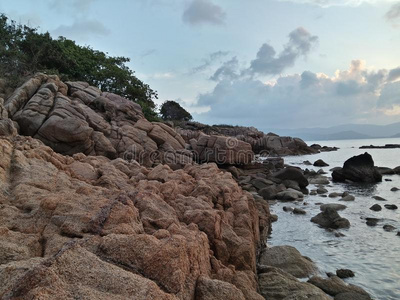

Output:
xmin=267 ymin=138 xmax=400 ymax=300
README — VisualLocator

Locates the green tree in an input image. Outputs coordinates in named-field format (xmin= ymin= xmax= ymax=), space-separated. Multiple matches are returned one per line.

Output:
xmin=160 ymin=100 xmax=192 ymax=121
xmin=0 ymin=14 xmax=159 ymax=120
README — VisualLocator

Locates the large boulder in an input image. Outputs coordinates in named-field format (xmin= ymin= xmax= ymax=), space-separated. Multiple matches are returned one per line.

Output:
xmin=259 ymin=246 xmax=318 ymax=278
xmin=272 ymin=167 xmax=309 ymax=188
xmin=311 ymin=207 xmax=350 ymax=229
xmin=308 ymin=276 xmax=371 ymax=299
xmin=332 ymin=153 xmax=382 ymax=183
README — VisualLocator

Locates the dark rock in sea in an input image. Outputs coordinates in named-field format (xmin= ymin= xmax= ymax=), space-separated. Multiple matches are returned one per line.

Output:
xmin=320 ymin=204 xmax=347 ymax=212
xmin=303 ymin=160 xmax=312 ymax=165
xmin=272 ymin=167 xmax=309 ymax=188
xmin=311 ymin=144 xmax=339 ymax=152
xmin=339 ymin=195 xmax=355 ymax=201
xmin=317 ymin=168 xmax=327 ymax=174
xmin=310 ymin=190 xmax=317 ymax=196
xmin=383 ymin=224 xmax=396 ymax=232
xmin=314 ymin=159 xmax=330 ymax=167
xmin=384 ymin=204 xmax=398 ymax=210
xmin=317 ymin=187 xmax=328 ymax=194
xmin=258 ymin=184 xmax=286 ymax=200
xmin=259 ymin=245 xmax=318 ymax=278
xmin=311 ymin=207 xmax=350 ymax=229
xmin=366 ymin=218 xmax=380 ymax=226
xmin=397 ymin=231 xmax=400 ymax=236
xmin=385 ymin=179 xmax=392 ymax=182
xmin=282 ymin=179 xmax=301 ymax=191
xmin=276 ymin=188 xmax=304 ymax=201
xmin=308 ymin=176 xmax=330 ymax=185
xmin=390 ymin=187 xmax=399 ymax=192
xmin=332 ymin=153 xmax=382 ymax=183
xmin=376 ymin=167 xmax=395 ymax=175
xmin=308 ymin=275 xmax=371 ymax=298
xmin=369 ymin=204 xmax=382 ymax=211
xmin=293 ymin=208 xmax=306 ymax=215
xmin=372 ymin=196 xmax=386 ymax=201
xmin=336 ymin=269 xmax=355 ymax=279
xmin=283 ymin=206 xmax=294 ymax=212
xmin=360 ymin=144 xmax=400 ymax=149
xmin=329 ymin=192 xmax=342 ymax=198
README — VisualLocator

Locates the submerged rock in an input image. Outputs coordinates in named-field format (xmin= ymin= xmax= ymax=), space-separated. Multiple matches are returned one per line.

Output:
xmin=332 ymin=153 xmax=382 ymax=183
xmin=311 ymin=207 xmax=350 ymax=229
xmin=314 ymin=159 xmax=329 ymax=167
xmin=336 ymin=269 xmax=355 ymax=279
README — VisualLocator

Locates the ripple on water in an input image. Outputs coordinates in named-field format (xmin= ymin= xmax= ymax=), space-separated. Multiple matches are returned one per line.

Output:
xmin=268 ymin=138 xmax=400 ymax=300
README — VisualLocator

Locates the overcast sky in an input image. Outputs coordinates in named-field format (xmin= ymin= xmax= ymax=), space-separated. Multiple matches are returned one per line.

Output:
xmin=1 ymin=0 xmax=400 ymax=130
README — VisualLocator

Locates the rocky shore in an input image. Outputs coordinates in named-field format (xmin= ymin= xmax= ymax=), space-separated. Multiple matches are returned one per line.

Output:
xmin=0 ymin=74 xmax=376 ymax=299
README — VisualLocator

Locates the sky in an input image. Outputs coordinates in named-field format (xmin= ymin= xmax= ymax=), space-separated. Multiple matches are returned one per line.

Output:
xmin=1 ymin=0 xmax=400 ymax=131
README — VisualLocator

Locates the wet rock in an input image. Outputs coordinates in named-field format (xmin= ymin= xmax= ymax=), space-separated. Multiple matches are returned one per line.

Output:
xmin=385 ymin=178 xmax=392 ymax=182
xmin=272 ymin=167 xmax=309 ymax=188
xmin=304 ymin=160 xmax=312 ymax=165
xmin=259 ymin=246 xmax=318 ymax=278
xmin=314 ymin=159 xmax=329 ymax=167
xmin=317 ymin=187 xmax=328 ymax=194
xmin=390 ymin=187 xmax=399 ymax=191
xmin=332 ymin=153 xmax=382 ymax=183
xmin=282 ymin=179 xmax=301 ymax=191
xmin=336 ymin=269 xmax=355 ymax=279
xmin=258 ymin=184 xmax=286 ymax=200
xmin=310 ymin=190 xmax=317 ymax=196
xmin=329 ymin=192 xmax=341 ymax=198
xmin=317 ymin=169 xmax=327 ymax=175
xmin=376 ymin=167 xmax=395 ymax=175
xmin=283 ymin=206 xmax=294 ymax=212
xmin=384 ymin=204 xmax=398 ymax=210
xmin=339 ymin=195 xmax=355 ymax=201
xmin=309 ymin=176 xmax=330 ymax=185
xmin=270 ymin=214 xmax=278 ymax=222
xmin=308 ymin=275 xmax=371 ymax=298
xmin=320 ymin=204 xmax=347 ymax=212
xmin=369 ymin=204 xmax=382 ymax=211
xmin=372 ymin=196 xmax=386 ymax=201
xmin=397 ymin=231 xmax=400 ymax=236
xmin=250 ymin=178 xmax=274 ymax=190
xmin=258 ymin=267 xmax=331 ymax=300
xmin=311 ymin=207 xmax=350 ymax=229
xmin=366 ymin=218 xmax=380 ymax=227
xmin=383 ymin=224 xmax=396 ymax=232
xmin=276 ymin=188 xmax=304 ymax=201
xmin=293 ymin=208 xmax=306 ymax=215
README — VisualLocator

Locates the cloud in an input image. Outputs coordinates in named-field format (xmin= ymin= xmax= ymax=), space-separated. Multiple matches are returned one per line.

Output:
xmin=141 ymin=49 xmax=157 ymax=58
xmin=280 ymin=0 xmax=398 ymax=8
xmin=52 ymin=20 xmax=110 ymax=41
xmin=388 ymin=67 xmax=400 ymax=82
xmin=182 ymin=0 xmax=226 ymax=26
xmin=210 ymin=56 xmax=240 ymax=81
xmin=190 ymin=51 xmax=230 ymax=74
xmin=49 ymin=0 xmax=96 ymax=13
xmin=385 ymin=2 xmax=400 ymax=26
xmin=193 ymin=60 xmax=400 ymax=129
xmin=248 ymin=27 xmax=318 ymax=76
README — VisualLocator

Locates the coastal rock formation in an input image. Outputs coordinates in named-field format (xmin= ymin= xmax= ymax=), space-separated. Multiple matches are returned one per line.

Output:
xmin=176 ymin=121 xmax=318 ymax=157
xmin=332 ymin=153 xmax=382 ymax=183
xmin=0 ymin=131 xmax=267 ymax=299
xmin=4 ymin=74 xmax=192 ymax=168
xmin=190 ymin=133 xmax=254 ymax=165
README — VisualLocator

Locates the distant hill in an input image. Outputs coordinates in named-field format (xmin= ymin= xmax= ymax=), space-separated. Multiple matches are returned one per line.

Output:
xmin=270 ymin=122 xmax=400 ymax=141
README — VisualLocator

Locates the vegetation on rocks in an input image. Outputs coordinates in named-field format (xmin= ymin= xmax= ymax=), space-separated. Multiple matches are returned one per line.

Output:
xmin=0 ymin=14 xmax=159 ymax=120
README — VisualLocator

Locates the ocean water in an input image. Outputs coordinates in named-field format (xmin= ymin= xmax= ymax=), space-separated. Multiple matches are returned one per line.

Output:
xmin=267 ymin=138 xmax=400 ymax=300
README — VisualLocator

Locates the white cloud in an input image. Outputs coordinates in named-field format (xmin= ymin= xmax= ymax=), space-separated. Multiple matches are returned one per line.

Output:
xmin=194 ymin=60 xmax=400 ymax=129
xmin=182 ymin=0 xmax=226 ymax=26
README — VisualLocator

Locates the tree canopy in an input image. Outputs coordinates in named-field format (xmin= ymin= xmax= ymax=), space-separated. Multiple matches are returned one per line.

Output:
xmin=0 ymin=14 xmax=159 ymax=120
xmin=160 ymin=100 xmax=193 ymax=121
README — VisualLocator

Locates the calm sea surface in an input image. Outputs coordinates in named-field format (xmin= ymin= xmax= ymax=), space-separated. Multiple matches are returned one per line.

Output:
xmin=267 ymin=138 xmax=400 ymax=300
